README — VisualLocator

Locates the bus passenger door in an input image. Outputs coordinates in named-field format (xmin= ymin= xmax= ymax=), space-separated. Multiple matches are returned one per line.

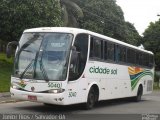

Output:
xmin=67 ymin=78 xmax=88 ymax=104
xmin=66 ymin=33 xmax=89 ymax=104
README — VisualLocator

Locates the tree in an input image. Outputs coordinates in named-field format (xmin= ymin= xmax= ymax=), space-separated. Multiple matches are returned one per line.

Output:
xmin=74 ymin=0 xmax=141 ymax=45
xmin=143 ymin=20 xmax=160 ymax=70
xmin=0 ymin=0 xmax=62 ymax=42
xmin=60 ymin=0 xmax=83 ymax=27
xmin=124 ymin=22 xmax=141 ymax=45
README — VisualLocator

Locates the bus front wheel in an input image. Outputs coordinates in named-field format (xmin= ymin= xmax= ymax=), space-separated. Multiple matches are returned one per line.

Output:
xmin=85 ymin=88 xmax=96 ymax=109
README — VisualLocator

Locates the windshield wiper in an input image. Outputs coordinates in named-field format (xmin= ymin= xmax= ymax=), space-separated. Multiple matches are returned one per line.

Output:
xmin=38 ymin=43 xmax=49 ymax=82
xmin=22 ymin=49 xmax=33 ymax=53
xmin=39 ymin=60 xmax=49 ymax=82
xmin=20 ymin=59 xmax=34 ymax=79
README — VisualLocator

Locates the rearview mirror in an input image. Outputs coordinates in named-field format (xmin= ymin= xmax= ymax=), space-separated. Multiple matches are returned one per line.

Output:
xmin=71 ymin=46 xmax=76 ymax=51
xmin=69 ymin=50 xmax=80 ymax=81
xmin=6 ymin=41 xmax=19 ymax=58
xmin=70 ymin=50 xmax=79 ymax=66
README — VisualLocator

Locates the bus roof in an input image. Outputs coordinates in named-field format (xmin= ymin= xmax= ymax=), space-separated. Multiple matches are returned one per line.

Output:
xmin=24 ymin=27 xmax=153 ymax=55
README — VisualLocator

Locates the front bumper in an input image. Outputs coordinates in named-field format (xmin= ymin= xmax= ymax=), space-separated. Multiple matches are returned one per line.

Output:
xmin=10 ymin=88 xmax=66 ymax=105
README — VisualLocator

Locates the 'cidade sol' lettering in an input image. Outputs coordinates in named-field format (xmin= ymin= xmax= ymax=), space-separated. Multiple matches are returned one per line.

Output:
xmin=89 ymin=66 xmax=117 ymax=75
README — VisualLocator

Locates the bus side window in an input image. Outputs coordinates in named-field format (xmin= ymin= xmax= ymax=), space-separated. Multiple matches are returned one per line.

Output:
xmin=93 ymin=38 xmax=101 ymax=59
xmin=136 ymin=52 xmax=140 ymax=65
xmin=116 ymin=45 xmax=120 ymax=62
xmin=104 ymin=42 xmax=107 ymax=60
xmin=139 ymin=52 xmax=143 ymax=66
xmin=143 ymin=54 xmax=149 ymax=67
xmin=107 ymin=42 xmax=115 ymax=61
xmin=149 ymin=55 xmax=154 ymax=68
xmin=89 ymin=37 xmax=102 ymax=60
xmin=89 ymin=37 xmax=94 ymax=57
xmin=101 ymin=40 xmax=104 ymax=59
xmin=120 ymin=46 xmax=126 ymax=62
xmin=127 ymin=49 xmax=136 ymax=64
xmin=116 ymin=45 xmax=127 ymax=63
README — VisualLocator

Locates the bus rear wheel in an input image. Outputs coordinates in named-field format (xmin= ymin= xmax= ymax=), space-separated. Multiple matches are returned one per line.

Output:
xmin=85 ymin=88 xmax=96 ymax=109
xmin=134 ymin=85 xmax=143 ymax=102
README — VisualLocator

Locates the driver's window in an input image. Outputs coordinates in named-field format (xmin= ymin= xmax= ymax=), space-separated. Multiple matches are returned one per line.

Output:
xmin=69 ymin=34 xmax=89 ymax=81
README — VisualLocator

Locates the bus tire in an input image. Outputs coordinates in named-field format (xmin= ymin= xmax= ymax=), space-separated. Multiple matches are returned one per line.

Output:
xmin=134 ymin=85 xmax=143 ymax=102
xmin=85 ymin=87 xmax=96 ymax=110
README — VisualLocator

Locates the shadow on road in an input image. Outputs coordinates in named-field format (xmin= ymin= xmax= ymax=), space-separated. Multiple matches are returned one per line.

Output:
xmin=95 ymin=98 xmax=147 ymax=109
xmin=13 ymin=97 xmax=148 ymax=113
xmin=14 ymin=103 xmax=85 ymax=113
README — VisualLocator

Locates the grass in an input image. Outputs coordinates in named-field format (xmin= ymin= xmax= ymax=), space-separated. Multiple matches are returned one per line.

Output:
xmin=0 ymin=53 xmax=13 ymax=92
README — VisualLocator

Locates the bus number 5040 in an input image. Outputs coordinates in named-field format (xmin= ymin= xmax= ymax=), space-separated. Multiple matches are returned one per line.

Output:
xmin=48 ymin=82 xmax=62 ymax=88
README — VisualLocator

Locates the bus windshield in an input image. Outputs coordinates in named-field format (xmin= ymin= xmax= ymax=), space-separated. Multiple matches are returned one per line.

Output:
xmin=14 ymin=32 xmax=73 ymax=81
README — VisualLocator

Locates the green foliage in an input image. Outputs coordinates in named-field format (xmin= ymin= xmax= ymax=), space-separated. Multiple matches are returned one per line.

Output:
xmin=0 ymin=0 xmax=62 ymax=42
xmin=153 ymin=82 xmax=160 ymax=90
xmin=124 ymin=22 xmax=142 ymax=45
xmin=60 ymin=0 xmax=83 ymax=27
xmin=0 ymin=0 xmax=141 ymax=46
xmin=74 ymin=0 xmax=141 ymax=45
xmin=143 ymin=20 xmax=160 ymax=70
xmin=0 ymin=53 xmax=13 ymax=92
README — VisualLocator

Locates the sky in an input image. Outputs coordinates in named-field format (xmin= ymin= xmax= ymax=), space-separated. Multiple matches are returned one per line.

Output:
xmin=116 ymin=0 xmax=160 ymax=35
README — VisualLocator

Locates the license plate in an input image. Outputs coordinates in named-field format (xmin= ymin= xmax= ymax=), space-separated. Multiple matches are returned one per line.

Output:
xmin=28 ymin=95 xmax=37 ymax=101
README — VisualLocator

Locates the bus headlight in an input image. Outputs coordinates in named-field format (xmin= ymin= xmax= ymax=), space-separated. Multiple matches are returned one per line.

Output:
xmin=48 ymin=89 xmax=65 ymax=94
xmin=11 ymin=83 xmax=19 ymax=89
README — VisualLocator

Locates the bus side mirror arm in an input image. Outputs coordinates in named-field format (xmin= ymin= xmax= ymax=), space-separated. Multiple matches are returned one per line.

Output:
xmin=69 ymin=47 xmax=80 ymax=73
xmin=6 ymin=41 xmax=19 ymax=58
xmin=70 ymin=51 xmax=79 ymax=68
xmin=71 ymin=46 xmax=76 ymax=51
xmin=70 ymin=46 xmax=79 ymax=64
xmin=69 ymin=50 xmax=80 ymax=81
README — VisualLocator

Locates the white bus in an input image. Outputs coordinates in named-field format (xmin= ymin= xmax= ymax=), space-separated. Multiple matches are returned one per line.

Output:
xmin=7 ymin=27 xmax=154 ymax=109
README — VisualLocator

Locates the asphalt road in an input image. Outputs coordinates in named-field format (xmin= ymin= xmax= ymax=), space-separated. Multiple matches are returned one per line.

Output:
xmin=0 ymin=91 xmax=160 ymax=120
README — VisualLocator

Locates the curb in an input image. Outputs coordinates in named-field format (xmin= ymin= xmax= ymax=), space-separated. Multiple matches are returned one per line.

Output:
xmin=0 ymin=92 xmax=25 ymax=104
xmin=0 ymin=99 xmax=24 ymax=104
xmin=0 ymin=100 xmax=16 ymax=104
xmin=0 ymin=92 xmax=17 ymax=104
xmin=0 ymin=92 xmax=10 ymax=98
